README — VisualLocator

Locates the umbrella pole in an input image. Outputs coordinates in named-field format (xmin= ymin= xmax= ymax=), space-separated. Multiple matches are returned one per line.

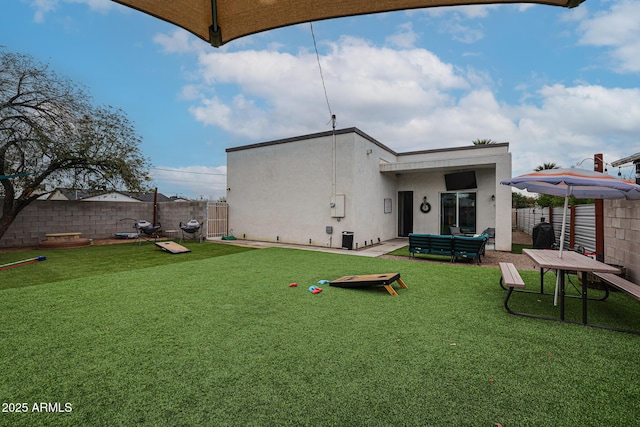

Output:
xmin=554 ymin=187 xmax=571 ymax=306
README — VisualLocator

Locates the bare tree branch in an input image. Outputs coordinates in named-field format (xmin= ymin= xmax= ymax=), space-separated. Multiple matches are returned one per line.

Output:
xmin=0 ymin=47 xmax=151 ymax=240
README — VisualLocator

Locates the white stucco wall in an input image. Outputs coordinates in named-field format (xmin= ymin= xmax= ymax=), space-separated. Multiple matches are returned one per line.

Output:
xmin=340 ymin=135 xmax=398 ymax=247
xmin=493 ymin=152 xmax=513 ymax=251
xmin=226 ymin=129 xmax=512 ymax=250
xmin=227 ymin=132 xmax=384 ymax=246
xmin=384 ymin=146 xmax=512 ymax=250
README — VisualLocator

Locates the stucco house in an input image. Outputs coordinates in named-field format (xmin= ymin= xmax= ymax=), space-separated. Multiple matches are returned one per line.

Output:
xmin=226 ymin=127 xmax=512 ymax=251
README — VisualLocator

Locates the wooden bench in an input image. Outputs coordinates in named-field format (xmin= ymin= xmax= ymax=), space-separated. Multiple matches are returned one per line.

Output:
xmin=592 ymin=272 xmax=640 ymax=301
xmin=40 ymin=232 xmax=91 ymax=249
xmin=45 ymin=232 xmax=82 ymax=240
xmin=499 ymin=262 xmax=526 ymax=315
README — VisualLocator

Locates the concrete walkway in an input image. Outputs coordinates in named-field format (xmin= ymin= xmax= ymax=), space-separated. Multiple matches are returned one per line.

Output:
xmin=214 ymin=231 xmax=529 ymax=258
xmin=213 ymin=237 xmax=409 ymax=257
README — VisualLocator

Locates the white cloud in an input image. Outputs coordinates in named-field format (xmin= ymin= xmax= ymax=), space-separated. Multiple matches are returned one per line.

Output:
xmin=154 ymin=29 xmax=206 ymax=55
xmin=442 ymin=21 xmax=485 ymax=44
xmin=136 ymin=4 xmax=640 ymax=190
xmin=187 ymin=37 xmax=470 ymax=141
xmin=577 ymin=0 xmax=640 ymax=73
xmin=21 ymin=0 xmax=639 ymax=198
xmin=385 ymin=22 xmax=419 ymax=48
xmin=418 ymin=3 xmax=510 ymax=43
xmin=510 ymin=83 xmax=640 ymax=174
xmin=515 ymin=4 xmax=535 ymax=13
xmin=426 ymin=4 xmax=499 ymax=19
xmin=29 ymin=0 xmax=58 ymax=23
xmin=422 ymin=10 xmax=486 ymax=43
xmin=70 ymin=0 xmax=112 ymax=12
xmin=29 ymin=0 xmax=114 ymax=22
xmin=177 ymin=35 xmax=640 ymax=179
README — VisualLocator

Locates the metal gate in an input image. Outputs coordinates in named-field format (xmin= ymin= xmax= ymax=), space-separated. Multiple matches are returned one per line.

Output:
xmin=572 ymin=204 xmax=595 ymax=252
xmin=206 ymin=202 xmax=228 ymax=238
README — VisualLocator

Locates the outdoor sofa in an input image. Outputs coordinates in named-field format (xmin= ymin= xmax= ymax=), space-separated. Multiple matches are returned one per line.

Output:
xmin=408 ymin=232 xmax=489 ymax=264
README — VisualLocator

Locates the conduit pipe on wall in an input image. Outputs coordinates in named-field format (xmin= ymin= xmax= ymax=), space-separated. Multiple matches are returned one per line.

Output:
xmin=331 ymin=114 xmax=336 ymax=198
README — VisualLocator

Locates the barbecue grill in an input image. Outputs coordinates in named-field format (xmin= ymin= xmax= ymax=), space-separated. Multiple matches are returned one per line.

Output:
xmin=135 ymin=220 xmax=161 ymax=242
xmin=180 ymin=219 xmax=203 ymax=242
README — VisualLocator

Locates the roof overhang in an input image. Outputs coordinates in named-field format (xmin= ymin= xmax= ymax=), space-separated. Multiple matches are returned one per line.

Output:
xmin=380 ymin=153 xmax=502 ymax=174
xmin=610 ymin=152 xmax=640 ymax=167
xmin=112 ymin=0 xmax=588 ymax=47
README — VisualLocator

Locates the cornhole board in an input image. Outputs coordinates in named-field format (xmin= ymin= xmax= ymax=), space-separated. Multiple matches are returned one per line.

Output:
xmin=155 ymin=241 xmax=191 ymax=254
xmin=330 ymin=273 xmax=408 ymax=296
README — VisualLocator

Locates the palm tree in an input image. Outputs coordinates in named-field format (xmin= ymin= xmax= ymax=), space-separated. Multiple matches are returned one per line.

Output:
xmin=472 ymin=138 xmax=497 ymax=145
xmin=534 ymin=162 xmax=559 ymax=171
xmin=533 ymin=162 xmax=565 ymax=207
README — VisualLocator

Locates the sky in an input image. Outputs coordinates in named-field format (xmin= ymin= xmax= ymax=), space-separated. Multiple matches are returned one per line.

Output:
xmin=1 ymin=0 xmax=639 ymax=200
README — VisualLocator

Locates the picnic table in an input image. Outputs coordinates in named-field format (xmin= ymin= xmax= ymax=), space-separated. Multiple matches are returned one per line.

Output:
xmin=523 ymin=249 xmax=621 ymax=325
xmin=502 ymin=250 xmax=640 ymax=334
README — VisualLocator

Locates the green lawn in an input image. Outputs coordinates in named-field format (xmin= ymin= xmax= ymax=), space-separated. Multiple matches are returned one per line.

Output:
xmin=0 ymin=241 xmax=254 ymax=290
xmin=511 ymin=243 xmax=533 ymax=254
xmin=1 ymin=243 xmax=639 ymax=426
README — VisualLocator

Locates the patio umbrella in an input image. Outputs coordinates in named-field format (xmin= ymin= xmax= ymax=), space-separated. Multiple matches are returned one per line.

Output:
xmin=501 ymin=167 xmax=640 ymax=304
xmin=112 ymin=0 xmax=586 ymax=47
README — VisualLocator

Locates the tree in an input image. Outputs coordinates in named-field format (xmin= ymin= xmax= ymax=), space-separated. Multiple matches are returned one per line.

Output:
xmin=536 ymin=193 xmax=564 ymax=208
xmin=537 ymin=194 xmax=594 ymax=208
xmin=472 ymin=138 xmax=496 ymax=145
xmin=533 ymin=162 xmax=563 ymax=206
xmin=0 ymin=48 xmax=151 ymax=240
xmin=512 ymin=191 xmax=535 ymax=208
xmin=534 ymin=162 xmax=559 ymax=171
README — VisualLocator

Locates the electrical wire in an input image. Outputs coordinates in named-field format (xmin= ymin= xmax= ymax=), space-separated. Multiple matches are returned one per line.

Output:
xmin=310 ymin=22 xmax=333 ymax=119
xmin=151 ymin=167 xmax=226 ymax=176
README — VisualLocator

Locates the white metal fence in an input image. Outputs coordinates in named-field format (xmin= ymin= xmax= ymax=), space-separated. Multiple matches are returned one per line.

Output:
xmin=516 ymin=204 xmax=596 ymax=252
xmin=206 ymin=202 xmax=228 ymax=238
xmin=515 ymin=207 xmax=550 ymax=234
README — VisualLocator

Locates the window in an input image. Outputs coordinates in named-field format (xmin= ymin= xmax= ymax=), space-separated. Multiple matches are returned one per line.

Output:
xmin=440 ymin=192 xmax=476 ymax=235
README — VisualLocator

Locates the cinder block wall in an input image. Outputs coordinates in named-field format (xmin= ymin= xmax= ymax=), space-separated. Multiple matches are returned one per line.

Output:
xmin=156 ymin=202 xmax=208 ymax=232
xmin=604 ymin=199 xmax=640 ymax=282
xmin=0 ymin=200 xmax=207 ymax=248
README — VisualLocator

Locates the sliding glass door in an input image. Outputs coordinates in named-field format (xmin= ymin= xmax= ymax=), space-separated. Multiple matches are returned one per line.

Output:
xmin=440 ymin=192 xmax=476 ymax=234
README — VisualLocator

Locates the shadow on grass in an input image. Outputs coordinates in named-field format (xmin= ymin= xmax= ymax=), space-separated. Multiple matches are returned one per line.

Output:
xmin=0 ymin=241 xmax=256 ymax=290
xmin=389 ymin=244 xmax=533 ymax=258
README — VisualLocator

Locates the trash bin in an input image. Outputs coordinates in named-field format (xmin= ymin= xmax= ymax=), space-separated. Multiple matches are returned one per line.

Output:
xmin=341 ymin=231 xmax=354 ymax=250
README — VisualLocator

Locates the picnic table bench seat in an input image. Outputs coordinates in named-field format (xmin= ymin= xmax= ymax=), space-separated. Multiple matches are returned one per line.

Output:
xmin=592 ymin=272 xmax=640 ymax=301
xmin=499 ymin=262 xmax=526 ymax=315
